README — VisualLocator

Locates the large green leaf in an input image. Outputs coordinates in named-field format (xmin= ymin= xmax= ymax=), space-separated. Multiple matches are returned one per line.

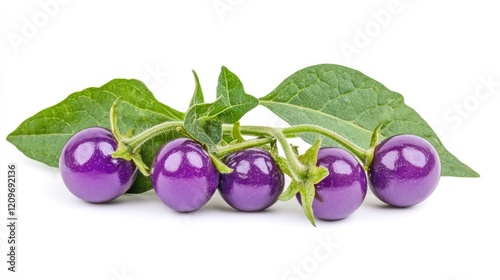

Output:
xmin=260 ymin=64 xmax=478 ymax=177
xmin=7 ymin=79 xmax=184 ymax=193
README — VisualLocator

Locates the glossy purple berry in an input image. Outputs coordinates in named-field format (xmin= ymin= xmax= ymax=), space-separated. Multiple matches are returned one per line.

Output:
xmin=151 ymin=138 xmax=218 ymax=212
xmin=219 ymin=148 xmax=284 ymax=212
xmin=59 ymin=127 xmax=138 ymax=203
xmin=298 ymin=147 xmax=367 ymax=220
xmin=368 ymin=134 xmax=441 ymax=207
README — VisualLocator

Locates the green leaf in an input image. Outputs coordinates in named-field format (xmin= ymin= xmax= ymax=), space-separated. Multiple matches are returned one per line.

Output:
xmin=184 ymin=66 xmax=259 ymax=145
xmin=215 ymin=66 xmax=259 ymax=121
xmin=260 ymin=64 xmax=479 ymax=178
xmin=184 ymin=102 xmax=224 ymax=145
xmin=6 ymin=79 xmax=184 ymax=193
xmin=189 ymin=70 xmax=205 ymax=107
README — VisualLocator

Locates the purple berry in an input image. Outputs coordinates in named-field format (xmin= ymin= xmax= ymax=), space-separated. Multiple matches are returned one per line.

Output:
xmin=151 ymin=138 xmax=218 ymax=212
xmin=297 ymin=147 xmax=367 ymax=220
xmin=59 ymin=127 xmax=138 ymax=203
xmin=219 ymin=148 xmax=284 ymax=212
xmin=368 ymin=134 xmax=441 ymax=207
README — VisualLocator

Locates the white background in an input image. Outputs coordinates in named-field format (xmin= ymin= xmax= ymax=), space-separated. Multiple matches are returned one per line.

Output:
xmin=1 ymin=1 xmax=499 ymax=280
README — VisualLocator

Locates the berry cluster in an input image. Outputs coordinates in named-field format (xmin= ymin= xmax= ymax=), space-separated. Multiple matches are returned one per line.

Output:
xmin=59 ymin=126 xmax=440 ymax=222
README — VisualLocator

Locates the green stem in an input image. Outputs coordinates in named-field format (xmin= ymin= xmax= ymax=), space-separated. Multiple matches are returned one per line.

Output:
xmin=223 ymin=125 xmax=307 ymax=181
xmin=112 ymin=120 xmax=183 ymax=176
xmin=111 ymin=116 xmax=368 ymax=181
xmin=213 ymin=137 xmax=275 ymax=158
xmin=281 ymin=124 xmax=367 ymax=161
xmin=124 ymin=121 xmax=184 ymax=152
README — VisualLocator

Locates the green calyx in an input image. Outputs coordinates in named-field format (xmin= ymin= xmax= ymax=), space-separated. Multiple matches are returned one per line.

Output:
xmin=363 ymin=122 xmax=385 ymax=170
xmin=276 ymin=138 xmax=329 ymax=227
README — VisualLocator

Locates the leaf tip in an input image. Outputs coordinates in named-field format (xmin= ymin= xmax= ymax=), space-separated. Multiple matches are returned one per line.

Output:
xmin=466 ymin=166 xmax=480 ymax=178
xmin=464 ymin=169 xmax=481 ymax=178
